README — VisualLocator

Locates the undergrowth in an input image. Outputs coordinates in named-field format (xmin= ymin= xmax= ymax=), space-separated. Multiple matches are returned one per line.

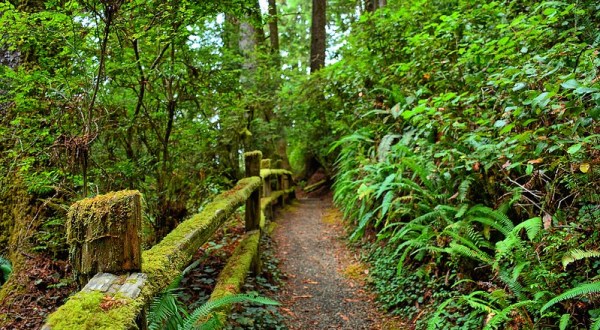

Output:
xmin=293 ymin=0 xmax=600 ymax=328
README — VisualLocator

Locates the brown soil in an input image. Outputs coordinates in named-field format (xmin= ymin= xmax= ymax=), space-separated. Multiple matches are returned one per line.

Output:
xmin=273 ymin=197 xmax=401 ymax=330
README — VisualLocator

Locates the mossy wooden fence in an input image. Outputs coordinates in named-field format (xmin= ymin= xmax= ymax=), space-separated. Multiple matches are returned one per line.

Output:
xmin=42 ymin=151 xmax=293 ymax=330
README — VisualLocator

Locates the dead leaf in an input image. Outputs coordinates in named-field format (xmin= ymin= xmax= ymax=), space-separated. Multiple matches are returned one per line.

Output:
xmin=527 ymin=158 xmax=543 ymax=164
xmin=281 ymin=307 xmax=296 ymax=317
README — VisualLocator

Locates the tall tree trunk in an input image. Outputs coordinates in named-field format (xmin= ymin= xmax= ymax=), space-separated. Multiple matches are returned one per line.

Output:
xmin=310 ymin=0 xmax=326 ymax=73
xmin=268 ymin=0 xmax=280 ymax=66
xmin=365 ymin=0 xmax=385 ymax=12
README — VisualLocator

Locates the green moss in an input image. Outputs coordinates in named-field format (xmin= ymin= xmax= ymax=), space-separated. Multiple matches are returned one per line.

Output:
xmin=67 ymin=190 xmax=140 ymax=246
xmin=46 ymin=291 xmax=141 ymax=330
xmin=243 ymin=150 xmax=263 ymax=159
xmin=210 ymin=231 xmax=259 ymax=300
xmin=44 ymin=177 xmax=263 ymax=329
xmin=259 ymin=169 xmax=292 ymax=179
xmin=261 ymin=191 xmax=284 ymax=212
xmin=260 ymin=159 xmax=271 ymax=169
xmin=266 ymin=222 xmax=277 ymax=235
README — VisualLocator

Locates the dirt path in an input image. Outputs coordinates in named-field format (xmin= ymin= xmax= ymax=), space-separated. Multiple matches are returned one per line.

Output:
xmin=272 ymin=197 xmax=385 ymax=330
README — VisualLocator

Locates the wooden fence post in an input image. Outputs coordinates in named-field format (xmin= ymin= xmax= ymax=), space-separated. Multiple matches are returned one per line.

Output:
xmin=277 ymin=174 xmax=285 ymax=206
xmin=261 ymin=159 xmax=273 ymax=220
xmin=244 ymin=151 xmax=262 ymax=232
xmin=66 ymin=190 xmax=142 ymax=287
xmin=245 ymin=151 xmax=262 ymax=275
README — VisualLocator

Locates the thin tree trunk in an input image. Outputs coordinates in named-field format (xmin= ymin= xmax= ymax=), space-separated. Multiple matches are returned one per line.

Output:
xmin=268 ymin=0 xmax=280 ymax=65
xmin=310 ymin=0 xmax=326 ymax=73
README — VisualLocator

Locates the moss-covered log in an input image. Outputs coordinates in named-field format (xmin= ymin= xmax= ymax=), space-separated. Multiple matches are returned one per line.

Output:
xmin=205 ymin=230 xmax=260 ymax=327
xmin=303 ymin=179 xmax=326 ymax=193
xmin=43 ymin=177 xmax=262 ymax=330
xmin=67 ymin=190 xmax=142 ymax=286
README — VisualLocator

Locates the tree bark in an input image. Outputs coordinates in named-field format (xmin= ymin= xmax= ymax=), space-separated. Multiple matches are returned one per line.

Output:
xmin=268 ymin=0 xmax=280 ymax=65
xmin=365 ymin=0 xmax=385 ymax=12
xmin=310 ymin=0 xmax=327 ymax=73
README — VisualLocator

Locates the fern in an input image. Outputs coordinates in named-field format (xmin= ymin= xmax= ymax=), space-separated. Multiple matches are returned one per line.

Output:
xmin=182 ymin=294 xmax=279 ymax=330
xmin=559 ymin=313 xmax=570 ymax=330
xmin=467 ymin=205 xmax=514 ymax=236
xmin=561 ymin=249 xmax=600 ymax=270
xmin=591 ymin=317 xmax=600 ymax=330
xmin=148 ymin=259 xmax=203 ymax=330
xmin=447 ymin=242 xmax=493 ymax=264
xmin=0 ymin=256 xmax=12 ymax=285
xmin=512 ymin=217 xmax=541 ymax=241
xmin=482 ymin=300 xmax=534 ymax=330
xmin=541 ymin=281 xmax=600 ymax=314
xmin=457 ymin=177 xmax=473 ymax=202
xmin=377 ymin=134 xmax=400 ymax=162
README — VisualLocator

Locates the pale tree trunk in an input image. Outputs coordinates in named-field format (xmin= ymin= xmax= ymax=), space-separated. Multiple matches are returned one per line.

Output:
xmin=310 ymin=0 xmax=326 ymax=73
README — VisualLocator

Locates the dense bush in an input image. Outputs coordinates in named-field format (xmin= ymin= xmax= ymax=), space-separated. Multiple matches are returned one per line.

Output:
xmin=286 ymin=0 xmax=600 ymax=328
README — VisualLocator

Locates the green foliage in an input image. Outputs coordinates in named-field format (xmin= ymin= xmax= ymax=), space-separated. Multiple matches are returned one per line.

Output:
xmin=314 ymin=0 xmax=600 ymax=328
xmin=0 ymin=256 xmax=11 ymax=286
xmin=148 ymin=258 xmax=279 ymax=330
xmin=541 ymin=282 xmax=600 ymax=315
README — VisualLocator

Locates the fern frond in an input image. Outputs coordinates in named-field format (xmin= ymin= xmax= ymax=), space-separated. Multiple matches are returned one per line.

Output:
xmin=591 ymin=317 xmax=600 ymax=330
xmin=541 ymin=281 xmax=600 ymax=314
xmin=447 ymin=242 xmax=493 ymax=264
xmin=182 ymin=294 xmax=279 ymax=329
xmin=512 ymin=217 xmax=541 ymax=241
xmin=377 ymin=134 xmax=400 ymax=162
xmin=467 ymin=205 xmax=514 ymax=235
xmin=483 ymin=300 xmax=534 ymax=330
xmin=458 ymin=177 xmax=473 ymax=202
xmin=561 ymin=249 xmax=600 ymax=270
xmin=148 ymin=287 xmax=186 ymax=330
xmin=559 ymin=313 xmax=570 ymax=330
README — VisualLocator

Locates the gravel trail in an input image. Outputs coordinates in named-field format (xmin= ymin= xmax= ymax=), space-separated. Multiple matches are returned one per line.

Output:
xmin=273 ymin=198 xmax=383 ymax=330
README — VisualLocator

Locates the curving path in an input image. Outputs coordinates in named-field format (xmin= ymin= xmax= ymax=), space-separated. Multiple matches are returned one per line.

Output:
xmin=272 ymin=198 xmax=387 ymax=329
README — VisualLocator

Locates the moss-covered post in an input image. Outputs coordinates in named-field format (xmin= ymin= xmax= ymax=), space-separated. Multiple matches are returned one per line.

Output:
xmin=261 ymin=159 xmax=273 ymax=220
xmin=282 ymin=174 xmax=289 ymax=205
xmin=244 ymin=151 xmax=262 ymax=275
xmin=277 ymin=173 xmax=285 ymax=206
xmin=245 ymin=151 xmax=262 ymax=232
xmin=66 ymin=190 xmax=142 ymax=287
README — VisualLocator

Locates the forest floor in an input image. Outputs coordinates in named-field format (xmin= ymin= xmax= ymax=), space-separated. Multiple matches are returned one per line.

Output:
xmin=272 ymin=196 xmax=404 ymax=330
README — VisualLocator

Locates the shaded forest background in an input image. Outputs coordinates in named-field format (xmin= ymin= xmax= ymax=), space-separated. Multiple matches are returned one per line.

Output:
xmin=1 ymin=0 xmax=600 ymax=328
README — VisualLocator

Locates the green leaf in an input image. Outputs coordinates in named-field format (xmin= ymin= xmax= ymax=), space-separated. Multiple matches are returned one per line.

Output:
xmin=567 ymin=143 xmax=582 ymax=154
xmin=575 ymin=87 xmax=599 ymax=95
xmin=512 ymin=82 xmax=527 ymax=91
xmin=561 ymin=79 xmax=580 ymax=90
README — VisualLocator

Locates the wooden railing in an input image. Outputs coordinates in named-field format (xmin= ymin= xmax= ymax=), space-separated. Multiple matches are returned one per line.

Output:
xmin=42 ymin=151 xmax=293 ymax=330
